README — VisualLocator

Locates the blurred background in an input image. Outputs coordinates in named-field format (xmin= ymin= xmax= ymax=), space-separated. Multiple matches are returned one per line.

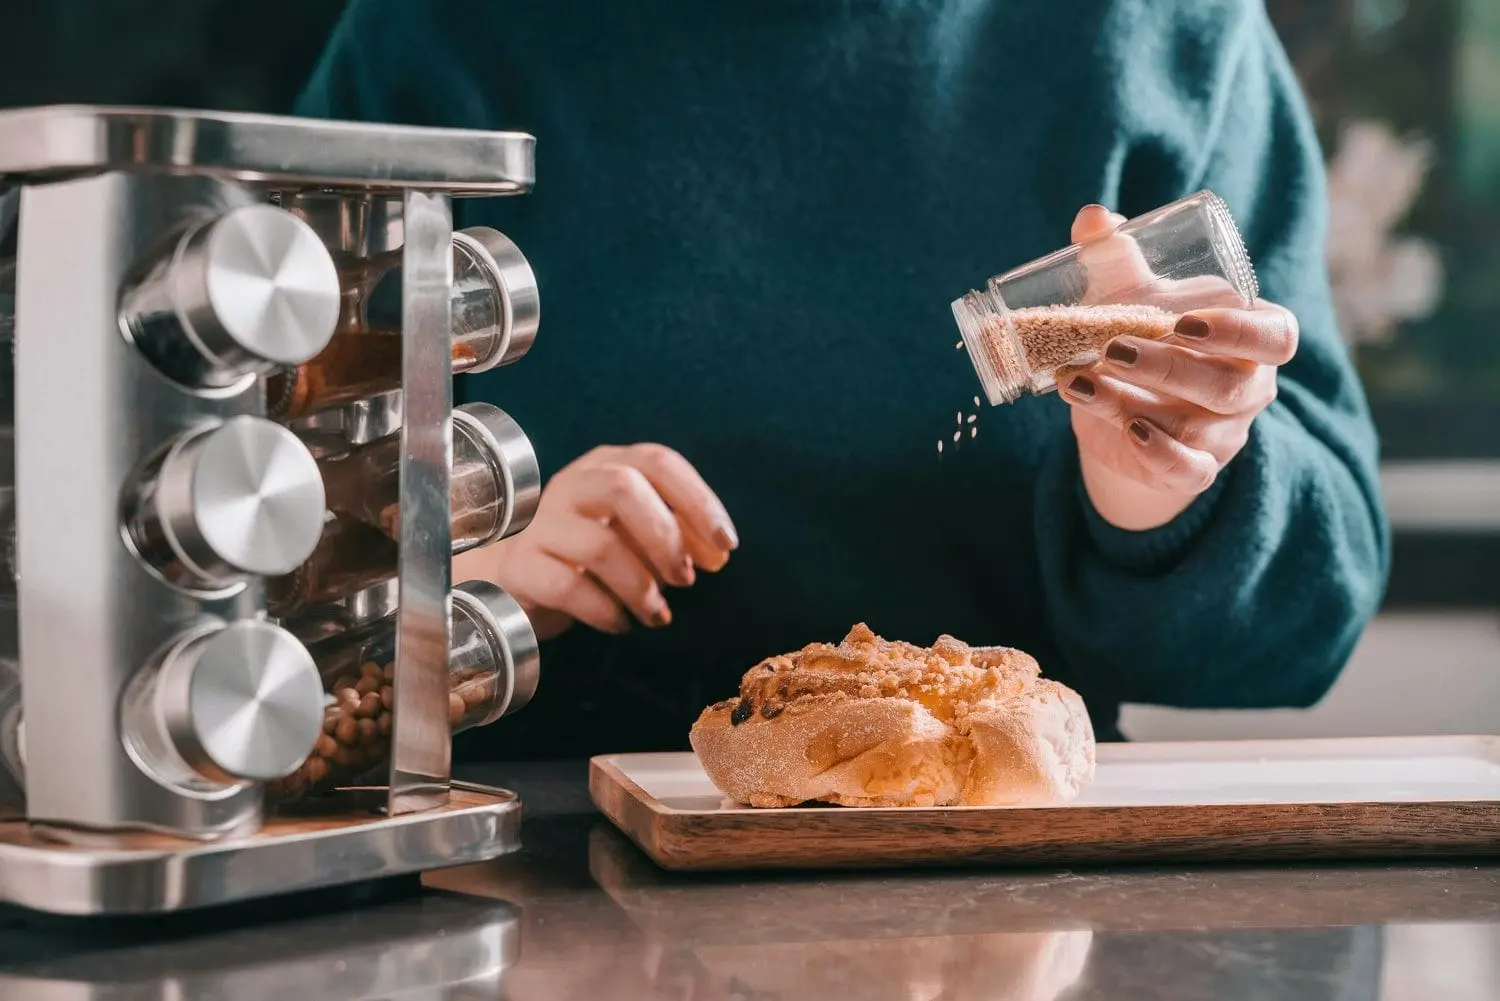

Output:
xmin=1 ymin=0 xmax=1496 ymax=740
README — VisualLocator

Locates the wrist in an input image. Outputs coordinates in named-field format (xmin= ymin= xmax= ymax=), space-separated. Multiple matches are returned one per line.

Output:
xmin=1078 ymin=451 xmax=1204 ymax=531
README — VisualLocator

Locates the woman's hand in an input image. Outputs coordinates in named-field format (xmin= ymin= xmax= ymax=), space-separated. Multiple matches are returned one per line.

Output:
xmin=1059 ymin=205 xmax=1299 ymax=531
xmin=452 ymin=444 xmax=737 ymax=641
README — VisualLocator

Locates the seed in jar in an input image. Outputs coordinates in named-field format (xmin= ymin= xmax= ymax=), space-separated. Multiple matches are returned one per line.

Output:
xmin=334 ymin=716 xmax=359 ymax=745
xmin=357 ymin=718 xmax=379 ymax=744
xmin=381 ymin=685 xmax=393 ymax=711
xmin=356 ymin=692 xmax=381 ymax=718
xmin=355 ymin=675 xmax=379 ymax=696
xmin=304 ymin=757 xmax=330 ymax=785
xmin=316 ymin=733 xmax=338 ymax=758
xmin=378 ymin=712 xmax=393 ymax=735
xmin=973 ymin=303 xmax=1177 ymax=389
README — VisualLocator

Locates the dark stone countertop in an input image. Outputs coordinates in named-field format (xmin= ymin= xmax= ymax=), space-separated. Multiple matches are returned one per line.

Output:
xmin=2 ymin=760 xmax=1499 ymax=1000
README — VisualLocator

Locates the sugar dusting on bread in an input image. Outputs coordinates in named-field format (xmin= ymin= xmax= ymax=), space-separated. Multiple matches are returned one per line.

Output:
xmin=689 ymin=624 xmax=1095 ymax=808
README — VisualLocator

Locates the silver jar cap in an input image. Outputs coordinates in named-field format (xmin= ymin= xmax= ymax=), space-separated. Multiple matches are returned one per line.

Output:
xmin=453 ymin=226 xmax=540 ymax=372
xmin=452 ymin=402 xmax=541 ymax=545
xmin=157 ymin=621 xmax=324 ymax=784
xmin=138 ymin=416 xmax=327 ymax=588
xmin=452 ymin=580 xmax=539 ymax=725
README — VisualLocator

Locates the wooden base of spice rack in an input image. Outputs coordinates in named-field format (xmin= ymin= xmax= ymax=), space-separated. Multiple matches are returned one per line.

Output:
xmin=0 ymin=782 xmax=521 ymax=915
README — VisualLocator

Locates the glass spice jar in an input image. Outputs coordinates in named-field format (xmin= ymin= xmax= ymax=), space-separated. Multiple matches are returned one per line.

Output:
xmin=267 ymin=402 xmax=540 ymax=617
xmin=267 ymin=580 xmax=539 ymax=802
xmin=266 ymin=227 xmax=540 ymax=420
xmin=952 ymin=190 xmax=1260 ymax=405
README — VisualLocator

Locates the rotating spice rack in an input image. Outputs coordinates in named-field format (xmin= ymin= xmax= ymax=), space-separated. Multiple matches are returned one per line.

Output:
xmin=0 ymin=105 xmax=543 ymax=915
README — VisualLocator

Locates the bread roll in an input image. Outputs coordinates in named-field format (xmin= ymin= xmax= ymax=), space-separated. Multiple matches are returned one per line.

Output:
xmin=689 ymin=624 xmax=1095 ymax=808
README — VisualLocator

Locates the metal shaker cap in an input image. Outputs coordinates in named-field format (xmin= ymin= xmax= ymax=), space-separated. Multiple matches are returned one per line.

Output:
xmin=452 ymin=226 xmax=539 ymax=372
xmin=452 ymin=580 xmax=539 ymax=726
xmin=122 ymin=204 xmax=340 ymax=389
xmin=452 ymin=402 xmax=541 ymax=546
xmin=134 ymin=416 xmax=326 ymax=590
xmin=155 ymin=621 xmax=324 ymax=784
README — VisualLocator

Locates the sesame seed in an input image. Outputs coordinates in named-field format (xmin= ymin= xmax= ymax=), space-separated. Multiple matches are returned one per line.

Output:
xmin=967 ymin=414 xmax=977 ymax=424
xmin=970 ymin=427 xmax=977 ymax=438
xmin=973 ymin=396 xmax=981 ymax=407
xmin=955 ymin=340 xmax=965 ymax=350
xmin=937 ymin=440 xmax=944 ymax=453
xmin=952 ymin=430 xmax=961 ymax=442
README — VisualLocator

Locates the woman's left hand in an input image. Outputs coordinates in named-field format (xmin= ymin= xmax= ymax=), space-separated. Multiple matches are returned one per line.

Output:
xmin=1059 ymin=205 xmax=1299 ymax=531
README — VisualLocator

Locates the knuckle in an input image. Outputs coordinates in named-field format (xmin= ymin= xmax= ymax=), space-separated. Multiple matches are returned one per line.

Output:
xmin=598 ymin=464 xmax=648 ymax=505
xmin=631 ymin=442 xmax=685 ymax=472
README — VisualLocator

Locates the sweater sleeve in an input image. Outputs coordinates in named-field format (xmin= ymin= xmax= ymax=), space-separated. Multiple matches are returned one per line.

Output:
xmin=1033 ymin=1 xmax=1390 ymax=710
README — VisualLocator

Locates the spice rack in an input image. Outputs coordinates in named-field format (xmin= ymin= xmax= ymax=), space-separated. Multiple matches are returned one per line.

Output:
xmin=0 ymin=105 xmax=542 ymax=915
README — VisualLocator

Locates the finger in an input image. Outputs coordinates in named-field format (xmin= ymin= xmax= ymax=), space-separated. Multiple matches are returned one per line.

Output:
xmin=680 ymin=518 xmax=729 ymax=573
xmin=538 ymin=516 xmax=672 ymax=627
xmin=1100 ymin=337 xmax=1276 ymax=416
xmin=1071 ymin=204 xmax=1156 ymax=300
xmin=1118 ymin=417 xmax=1223 ymax=495
xmin=622 ymin=444 xmax=739 ymax=553
xmin=1060 ymin=370 xmax=1248 ymax=465
xmin=567 ymin=464 xmax=694 ymax=585
xmin=1171 ymin=304 xmax=1299 ymax=365
xmin=500 ymin=546 xmax=630 ymax=635
xmin=1070 ymin=204 xmax=1127 ymax=244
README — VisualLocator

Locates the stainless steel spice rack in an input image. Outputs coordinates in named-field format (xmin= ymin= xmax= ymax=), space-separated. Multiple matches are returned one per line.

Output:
xmin=0 ymin=105 xmax=543 ymax=914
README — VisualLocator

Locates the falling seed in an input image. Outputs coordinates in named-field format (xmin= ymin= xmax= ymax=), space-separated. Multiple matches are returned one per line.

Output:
xmin=967 ymin=414 xmax=977 ymax=424
xmin=952 ymin=430 xmax=961 ymax=442
xmin=937 ymin=440 xmax=944 ymax=454
xmin=970 ymin=427 xmax=977 ymax=438
xmin=955 ymin=411 xmax=962 ymax=425
xmin=973 ymin=396 xmax=981 ymax=407
xmin=955 ymin=341 xmax=965 ymax=350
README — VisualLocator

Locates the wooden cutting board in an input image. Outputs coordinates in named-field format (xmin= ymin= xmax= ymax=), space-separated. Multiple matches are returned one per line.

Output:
xmin=590 ymin=736 xmax=1500 ymax=871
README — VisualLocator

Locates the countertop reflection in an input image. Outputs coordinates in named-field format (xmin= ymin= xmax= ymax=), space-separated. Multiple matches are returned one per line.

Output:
xmin=1 ymin=760 xmax=1497 ymax=1001
xmin=439 ymin=761 xmax=1500 ymax=1001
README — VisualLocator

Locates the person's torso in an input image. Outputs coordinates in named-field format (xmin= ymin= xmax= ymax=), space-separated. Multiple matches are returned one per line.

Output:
xmin=447 ymin=1 xmax=1142 ymax=756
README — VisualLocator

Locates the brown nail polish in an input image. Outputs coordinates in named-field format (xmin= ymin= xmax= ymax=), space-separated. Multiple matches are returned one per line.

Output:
xmin=1128 ymin=419 xmax=1152 ymax=444
xmin=647 ymin=602 xmax=671 ymax=627
xmin=1175 ymin=315 xmax=1211 ymax=339
xmin=1065 ymin=375 xmax=1096 ymax=401
xmin=713 ymin=525 xmax=739 ymax=551
xmin=1105 ymin=340 xmax=1139 ymax=366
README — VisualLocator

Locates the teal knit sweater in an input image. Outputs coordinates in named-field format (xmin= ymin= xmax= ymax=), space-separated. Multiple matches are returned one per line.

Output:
xmin=296 ymin=0 xmax=1389 ymax=752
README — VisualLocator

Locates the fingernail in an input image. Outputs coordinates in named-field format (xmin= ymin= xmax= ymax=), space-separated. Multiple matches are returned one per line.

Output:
xmin=646 ymin=597 xmax=671 ymax=627
xmin=713 ymin=523 xmax=739 ymax=551
xmin=1128 ymin=419 xmax=1152 ymax=444
xmin=678 ymin=559 xmax=696 ymax=587
xmin=1064 ymin=375 xmax=1096 ymax=401
xmin=1175 ymin=315 xmax=1211 ymax=339
xmin=1083 ymin=203 xmax=1108 ymax=213
xmin=1104 ymin=339 xmax=1138 ymax=366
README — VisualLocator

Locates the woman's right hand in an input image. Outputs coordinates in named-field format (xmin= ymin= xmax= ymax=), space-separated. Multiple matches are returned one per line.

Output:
xmin=452 ymin=444 xmax=737 ymax=641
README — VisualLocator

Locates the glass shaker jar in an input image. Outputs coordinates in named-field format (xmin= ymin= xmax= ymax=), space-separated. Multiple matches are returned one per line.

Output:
xmin=267 ymin=579 xmax=539 ymax=802
xmin=952 ymin=190 xmax=1259 ymax=405
xmin=266 ymin=227 xmax=539 ymax=420
xmin=268 ymin=402 xmax=541 ymax=617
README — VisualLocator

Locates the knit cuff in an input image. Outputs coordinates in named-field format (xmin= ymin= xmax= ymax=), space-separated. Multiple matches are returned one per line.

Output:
xmin=1076 ymin=465 xmax=1233 ymax=575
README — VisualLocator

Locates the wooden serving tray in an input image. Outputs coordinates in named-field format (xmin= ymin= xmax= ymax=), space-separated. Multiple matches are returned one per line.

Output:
xmin=590 ymin=736 xmax=1500 ymax=871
